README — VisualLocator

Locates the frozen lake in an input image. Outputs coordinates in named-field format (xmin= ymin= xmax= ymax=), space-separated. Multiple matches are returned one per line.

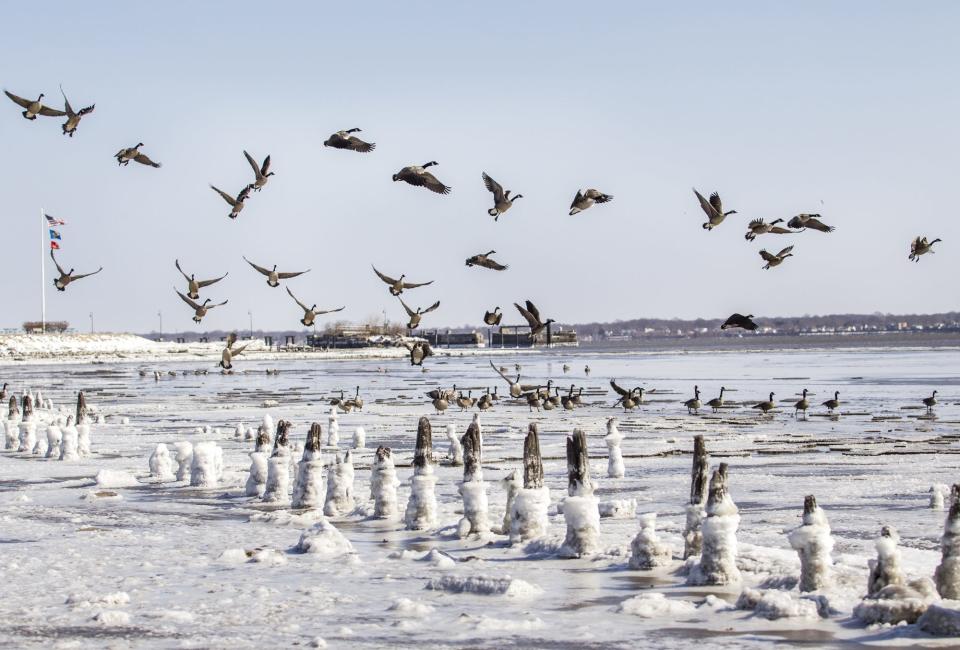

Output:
xmin=1 ymin=345 xmax=959 ymax=648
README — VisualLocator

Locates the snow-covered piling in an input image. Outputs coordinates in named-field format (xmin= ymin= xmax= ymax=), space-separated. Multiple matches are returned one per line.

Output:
xmin=457 ymin=421 xmax=489 ymax=537
xmin=148 ymin=443 xmax=174 ymax=481
xmin=173 ymin=441 xmax=193 ymax=481
xmin=4 ymin=396 xmax=20 ymax=449
xmin=76 ymin=421 xmax=92 ymax=457
xmin=324 ymin=450 xmax=355 ymax=516
xmin=327 ymin=408 xmax=339 ymax=447
xmin=787 ymin=495 xmax=833 ymax=592
xmin=17 ymin=395 xmax=36 ymax=452
xmin=510 ymin=423 xmax=551 ymax=543
xmin=688 ymin=463 xmax=741 ymax=585
xmin=190 ymin=442 xmax=223 ymax=487
xmin=630 ymin=513 xmax=673 ymax=569
xmin=935 ymin=484 xmax=960 ymax=599
xmin=560 ymin=429 xmax=600 ymax=557
xmin=60 ymin=417 xmax=79 ymax=461
xmin=353 ymin=426 xmax=365 ymax=449
xmin=45 ymin=424 xmax=62 ymax=459
xmin=371 ymin=446 xmax=400 ymax=519
xmin=499 ymin=469 xmax=522 ymax=534
xmin=605 ymin=417 xmax=625 ymax=478
xmin=292 ymin=423 xmax=326 ymax=508
xmin=405 ymin=417 xmax=438 ymax=530
xmin=868 ymin=526 xmax=904 ymax=597
xmin=445 ymin=423 xmax=463 ymax=466
xmin=263 ymin=421 xmax=293 ymax=503
xmin=245 ymin=452 xmax=269 ymax=497
xmin=931 ymin=484 xmax=948 ymax=510
xmin=683 ymin=435 xmax=710 ymax=559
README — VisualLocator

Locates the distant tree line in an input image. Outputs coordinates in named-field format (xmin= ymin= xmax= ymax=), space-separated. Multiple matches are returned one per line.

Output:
xmin=22 ymin=321 xmax=69 ymax=333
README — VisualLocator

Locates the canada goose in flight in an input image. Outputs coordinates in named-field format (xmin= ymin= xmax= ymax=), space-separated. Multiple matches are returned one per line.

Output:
xmin=787 ymin=214 xmax=834 ymax=233
xmin=794 ymin=388 xmax=810 ymax=419
xmin=482 ymin=172 xmax=522 ymax=220
xmin=175 ymin=289 xmax=227 ymax=324
xmin=324 ymin=128 xmax=375 ymax=152
xmin=684 ymin=385 xmax=701 ymax=414
xmin=721 ymin=313 xmax=758 ymax=331
xmin=210 ymin=184 xmax=252 ymax=219
xmin=219 ymin=333 xmax=250 ymax=370
xmin=909 ymin=236 xmax=941 ymax=262
xmin=392 ymin=161 xmax=450 ymax=194
xmin=50 ymin=250 xmax=102 ymax=291
xmin=286 ymin=287 xmax=344 ymax=326
xmin=244 ymin=257 xmax=310 ymax=287
xmin=484 ymin=307 xmax=502 ymax=326
xmin=243 ymin=151 xmax=274 ymax=191
xmin=399 ymin=297 xmax=440 ymax=330
xmin=707 ymin=387 xmax=726 ymax=413
xmin=489 ymin=361 xmax=523 ymax=398
xmin=822 ymin=391 xmax=840 ymax=414
xmin=465 ymin=251 xmax=508 ymax=271
xmin=404 ymin=340 xmax=433 ymax=366
xmin=569 ymin=188 xmax=613 ymax=215
xmin=514 ymin=300 xmax=554 ymax=337
xmin=58 ymin=86 xmax=94 ymax=137
xmin=923 ymin=390 xmax=938 ymax=413
xmin=4 ymin=90 xmax=65 ymax=120
xmin=694 ymin=188 xmax=736 ymax=230
xmin=760 ymin=245 xmax=794 ymax=270
xmin=175 ymin=259 xmax=227 ymax=300
xmin=744 ymin=218 xmax=792 ymax=241
xmin=115 ymin=143 xmax=161 ymax=167
xmin=752 ymin=392 xmax=776 ymax=414
xmin=371 ymin=265 xmax=433 ymax=296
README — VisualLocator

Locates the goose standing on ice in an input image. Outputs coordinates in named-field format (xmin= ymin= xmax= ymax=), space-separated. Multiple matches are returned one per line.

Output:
xmin=398 ymin=297 xmax=440 ymax=330
xmin=787 ymin=214 xmax=835 ymax=233
xmin=243 ymin=151 xmax=274 ymax=191
xmin=115 ymin=143 xmax=161 ymax=167
xmin=324 ymin=128 xmax=375 ymax=152
xmin=465 ymin=251 xmax=508 ymax=271
xmin=482 ymin=172 xmax=522 ymax=220
xmin=569 ymin=188 xmax=613 ymax=215
xmin=720 ymin=313 xmax=758 ymax=331
xmin=753 ymin=392 xmax=776 ymax=414
xmin=392 ymin=162 xmax=450 ymax=194
xmin=50 ymin=250 xmax=102 ymax=291
xmin=514 ymin=300 xmax=554 ymax=337
xmin=4 ymin=90 xmax=65 ymax=120
xmin=219 ymin=333 xmax=250 ymax=370
xmin=483 ymin=307 xmax=502 ymax=326
xmin=175 ymin=260 xmax=227 ymax=300
xmin=210 ymin=184 xmax=252 ymax=219
xmin=175 ymin=289 xmax=227 ymax=323
xmin=909 ymin=237 xmax=941 ymax=262
xmin=794 ymin=388 xmax=810 ymax=419
xmin=759 ymin=245 xmax=794 ymax=270
xmin=694 ymin=188 xmax=736 ymax=230
xmin=286 ymin=287 xmax=344 ymax=326
xmin=744 ymin=218 xmax=792 ymax=241
xmin=822 ymin=391 xmax=840 ymax=414
xmin=244 ymin=257 xmax=310 ymax=287
xmin=923 ymin=390 xmax=938 ymax=413
xmin=684 ymin=385 xmax=702 ymax=414
xmin=58 ymin=86 xmax=94 ymax=137
xmin=707 ymin=387 xmax=726 ymax=413
xmin=372 ymin=266 xmax=433 ymax=296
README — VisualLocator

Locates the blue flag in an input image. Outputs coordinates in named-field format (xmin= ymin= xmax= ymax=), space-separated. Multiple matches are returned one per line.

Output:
xmin=49 ymin=229 xmax=62 ymax=240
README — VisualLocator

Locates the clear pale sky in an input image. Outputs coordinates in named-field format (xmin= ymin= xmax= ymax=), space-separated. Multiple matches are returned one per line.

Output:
xmin=1 ymin=1 xmax=957 ymax=333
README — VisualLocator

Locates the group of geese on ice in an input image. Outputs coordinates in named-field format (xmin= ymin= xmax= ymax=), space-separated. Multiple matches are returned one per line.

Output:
xmin=5 ymin=85 xmax=945 ymax=366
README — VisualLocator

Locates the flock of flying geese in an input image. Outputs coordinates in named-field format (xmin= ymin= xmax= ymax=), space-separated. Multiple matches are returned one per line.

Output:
xmin=5 ymin=85 xmax=945 ymax=367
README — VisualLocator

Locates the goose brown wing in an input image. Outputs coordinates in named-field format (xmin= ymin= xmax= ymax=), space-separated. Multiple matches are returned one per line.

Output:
xmin=482 ymin=172 xmax=505 ymax=202
xmin=4 ymin=90 xmax=32 ymax=109
xmin=175 ymin=289 xmax=201 ymax=310
xmin=277 ymin=269 xmax=309 ymax=279
xmin=372 ymin=265 xmax=398 ymax=286
xmin=196 ymin=272 xmax=228 ymax=288
xmin=286 ymin=286 xmax=310 ymax=311
xmin=244 ymin=257 xmax=272 ymax=276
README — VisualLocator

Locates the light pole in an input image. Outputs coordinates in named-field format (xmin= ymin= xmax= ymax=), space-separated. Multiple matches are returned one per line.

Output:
xmin=248 ymin=310 xmax=253 ymax=339
xmin=157 ymin=310 xmax=162 ymax=341
xmin=89 ymin=312 xmax=94 ymax=334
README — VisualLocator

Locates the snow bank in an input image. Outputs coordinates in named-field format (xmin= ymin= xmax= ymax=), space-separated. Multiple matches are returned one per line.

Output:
xmin=388 ymin=598 xmax=435 ymax=618
xmin=426 ymin=575 xmax=542 ymax=598
xmin=294 ymin=519 xmax=354 ymax=557
xmin=735 ymin=588 xmax=825 ymax=620
xmin=618 ymin=593 xmax=697 ymax=618
xmin=917 ymin=604 xmax=960 ymax=636
xmin=95 ymin=469 xmax=138 ymax=489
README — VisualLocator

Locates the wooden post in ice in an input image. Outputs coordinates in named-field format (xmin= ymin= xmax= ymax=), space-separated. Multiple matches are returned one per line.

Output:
xmin=291 ymin=422 xmax=325 ymax=507
xmin=787 ymin=495 xmax=834 ymax=592
xmin=458 ymin=421 xmax=489 ymax=536
xmin=561 ymin=428 xmax=600 ymax=557
xmin=405 ymin=416 xmax=438 ymax=530
xmin=272 ymin=419 xmax=291 ymax=452
xmin=18 ymin=395 xmax=36 ymax=452
xmin=687 ymin=462 xmax=741 ymax=585
xmin=683 ymin=435 xmax=709 ymax=559
xmin=22 ymin=394 xmax=33 ymax=421
xmin=76 ymin=391 xmax=88 ymax=425
xmin=935 ymin=484 xmax=960 ymax=599
xmin=510 ymin=423 xmax=551 ymax=542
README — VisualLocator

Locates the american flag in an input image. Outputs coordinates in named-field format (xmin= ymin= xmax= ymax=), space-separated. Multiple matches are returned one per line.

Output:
xmin=45 ymin=214 xmax=66 ymax=226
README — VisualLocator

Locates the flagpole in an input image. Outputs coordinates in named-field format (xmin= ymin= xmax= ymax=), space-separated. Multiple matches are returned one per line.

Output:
xmin=40 ymin=207 xmax=46 ymax=334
